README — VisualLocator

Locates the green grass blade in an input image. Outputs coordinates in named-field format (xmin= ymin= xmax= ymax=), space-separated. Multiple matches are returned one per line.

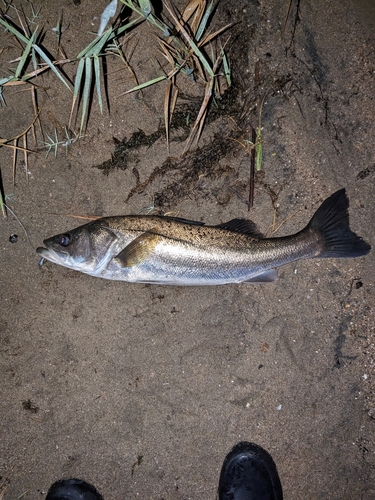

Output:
xmin=80 ymin=58 xmax=92 ymax=132
xmin=78 ymin=25 xmax=120 ymax=59
xmin=256 ymin=128 xmax=262 ymax=171
xmin=31 ymin=46 xmax=38 ymax=72
xmin=0 ymin=18 xmax=29 ymax=44
xmin=92 ymin=28 xmax=113 ymax=56
xmin=73 ymin=57 xmax=86 ymax=99
xmin=0 ymin=190 xmax=5 ymax=217
xmin=112 ymin=16 xmax=143 ymax=37
xmin=195 ymin=0 xmax=213 ymax=41
xmin=185 ymin=38 xmax=213 ymax=77
xmin=77 ymin=35 xmax=102 ymax=59
xmin=15 ymin=30 xmax=35 ymax=79
xmin=0 ymin=88 xmax=5 ymax=106
xmin=0 ymin=76 xmax=13 ymax=85
xmin=120 ymin=2 xmax=168 ymax=34
xmin=221 ymin=48 xmax=231 ymax=86
xmin=146 ymin=13 xmax=170 ymax=36
xmin=126 ymin=74 xmax=166 ymax=93
xmin=138 ymin=0 xmax=151 ymax=17
xmin=93 ymin=54 xmax=103 ymax=114
xmin=33 ymin=45 xmax=71 ymax=90
xmin=0 ymin=195 xmax=5 ymax=217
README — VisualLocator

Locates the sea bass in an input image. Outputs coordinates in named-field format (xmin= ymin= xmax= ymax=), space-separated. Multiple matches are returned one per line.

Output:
xmin=37 ymin=189 xmax=371 ymax=285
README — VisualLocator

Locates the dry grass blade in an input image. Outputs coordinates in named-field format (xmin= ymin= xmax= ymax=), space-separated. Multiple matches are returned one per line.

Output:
xmin=249 ymin=127 xmax=256 ymax=210
xmin=255 ymin=92 xmax=267 ymax=171
xmin=0 ymin=112 xmax=40 ymax=185
xmin=0 ymin=168 xmax=6 ymax=218
xmin=183 ymin=49 xmax=225 ymax=152
xmin=180 ymin=0 xmax=207 ymax=36
xmin=158 ymin=38 xmax=178 ymax=65
xmin=183 ymin=76 xmax=213 ymax=152
xmin=23 ymin=134 xmax=28 ymax=182
xmin=52 ymin=213 xmax=103 ymax=220
xmin=0 ymin=140 xmax=33 ymax=152
xmin=121 ymin=0 xmax=233 ymax=151
xmin=1 ymin=59 xmax=70 ymax=89
xmin=164 ymin=80 xmax=172 ymax=152
xmin=199 ymin=23 xmax=233 ymax=47
xmin=164 ymin=3 xmax=214 ymax=78
xmin=107 ymin=34 xmax=140 ymax=91
xmin=282 ymin=0 xmax=293 ymax=40
xmin=0 ymin=111 xmax=41 ymax=149
xmin=13 ymin=138 xmax=17 ymax=186
xmin=30 ymin=85 xmax=42 ymax=145
xmin=158 ymin=37 xmax=196 ymax=79
xmin=163 ymin=76 xmax=178 ymax=153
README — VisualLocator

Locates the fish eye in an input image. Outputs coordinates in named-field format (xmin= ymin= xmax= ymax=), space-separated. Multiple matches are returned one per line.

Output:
xmin=59 ymin=234 xmax=71 ymax=247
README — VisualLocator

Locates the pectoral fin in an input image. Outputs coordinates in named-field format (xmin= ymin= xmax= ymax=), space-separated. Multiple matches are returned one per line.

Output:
xmin=114 ymin=232 xmax=160 ymax=268
xmin=242 ymin=269 xmax=278 ymax=283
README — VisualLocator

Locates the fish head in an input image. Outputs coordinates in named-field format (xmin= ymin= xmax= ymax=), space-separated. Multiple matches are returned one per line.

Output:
xmin=36 ymin=221 xmax=118 ymax=274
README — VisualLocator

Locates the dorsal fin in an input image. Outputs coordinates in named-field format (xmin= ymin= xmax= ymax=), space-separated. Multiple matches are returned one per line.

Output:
xmin=161 ymin=215 xmax=205 ymax=226
xmin=216 ymin=218 xmax=263 ymax=237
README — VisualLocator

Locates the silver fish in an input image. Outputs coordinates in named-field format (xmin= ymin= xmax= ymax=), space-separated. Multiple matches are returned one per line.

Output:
xmin=37 ymin=189 xmax=371 ymax=285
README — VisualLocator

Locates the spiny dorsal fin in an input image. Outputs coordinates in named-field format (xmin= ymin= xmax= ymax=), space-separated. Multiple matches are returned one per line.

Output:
xmin=216 ymin=218 xmax=263 ymax=237
xmin=161 ymin=215 xmax=205 ymax=226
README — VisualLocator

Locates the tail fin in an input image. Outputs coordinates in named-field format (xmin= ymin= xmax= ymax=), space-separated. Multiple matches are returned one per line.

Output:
xmin=308 ymin=189 xmax=371 ymax=258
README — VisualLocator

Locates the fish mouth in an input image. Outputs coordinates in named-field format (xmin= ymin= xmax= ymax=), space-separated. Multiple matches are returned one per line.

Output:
xmin=36 ymin=246 xmax=66 ymax=265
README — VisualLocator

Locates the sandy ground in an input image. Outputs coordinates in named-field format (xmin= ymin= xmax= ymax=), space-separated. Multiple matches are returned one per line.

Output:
xmin=1 ymin=0 xmax=374 ymax=498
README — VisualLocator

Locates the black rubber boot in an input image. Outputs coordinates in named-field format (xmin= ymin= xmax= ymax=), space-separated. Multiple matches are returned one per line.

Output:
xmin=45 ymin=478 xmax=104 ymax=500
xmin=218 ymin=442 xmax=283 ymax=500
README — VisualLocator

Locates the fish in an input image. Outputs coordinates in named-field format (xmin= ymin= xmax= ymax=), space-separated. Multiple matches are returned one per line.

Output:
xmin=36 ymin=189 xmax=371 ymax=285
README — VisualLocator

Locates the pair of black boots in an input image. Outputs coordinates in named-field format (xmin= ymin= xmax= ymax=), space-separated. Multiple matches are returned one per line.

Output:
xmin=46 ymin=441 xmax=283 ymax=499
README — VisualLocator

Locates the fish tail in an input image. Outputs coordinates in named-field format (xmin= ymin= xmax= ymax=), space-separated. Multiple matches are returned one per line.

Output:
xmin=308 ymin=189 xmax=371 ymax=258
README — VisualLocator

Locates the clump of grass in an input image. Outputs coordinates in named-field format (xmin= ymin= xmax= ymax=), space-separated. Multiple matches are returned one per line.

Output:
xmin=0 ymin=6 xmax=72 ymax=184
xmin=0 ymin=0 xmax=233 ymax=196
xmin=68 ymin=9 xmax=143 ymax=133
xmin=0 ymin=13 xmax=71 ymax=96
xmin=121 ymin=0 xmax=233 ymax=152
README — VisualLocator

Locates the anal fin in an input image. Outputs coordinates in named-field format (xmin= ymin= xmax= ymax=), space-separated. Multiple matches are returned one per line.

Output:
xmin=242 ymin=269 xmax=278 ymax=283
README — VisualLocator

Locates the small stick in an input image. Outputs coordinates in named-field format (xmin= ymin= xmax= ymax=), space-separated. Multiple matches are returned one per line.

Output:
xmin=282 ymin=0 xmax=293 ymax=41
xmin=0 ymin=168 xmax=6 ymax=217
xmin=248 ymin=127 xmax=256 ymax=211
xmin=31 ymin=86 xmax=44 ymax=144
xmin=13 ymin=138 xmax=18 ymax=186
xmin=23 ymin=133 xmax=28 ymax=182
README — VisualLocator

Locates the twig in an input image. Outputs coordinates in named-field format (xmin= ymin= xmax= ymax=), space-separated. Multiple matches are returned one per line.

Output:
xmin=248 ymin=127 xmax=256 ymax=211
xmin=23 ymin=133 xmax=28 ymax=182
xmin=13 ymin=138 xmax=17 ymax=186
